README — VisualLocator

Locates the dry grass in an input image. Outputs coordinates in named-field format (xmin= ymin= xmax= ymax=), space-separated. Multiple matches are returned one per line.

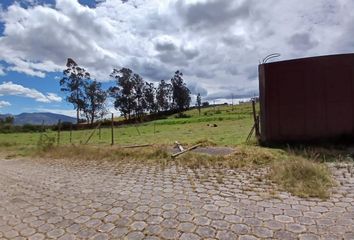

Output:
xmin=194 ymin=138 xmax=217 ymax=147
xmin=32 ymin=144 xmax=336 ymax=199
xmin=175 ymin=146 xmax=283 ymax=169
xmin=35 ymin=145 xmax=170 ymax=165
xmin=225 ymin=146 xmax=284 ymax=168
xmin=288 ymin=146 xmax=351 ymax=163
xmin=270 ymin=156 xmax=335 ymax=199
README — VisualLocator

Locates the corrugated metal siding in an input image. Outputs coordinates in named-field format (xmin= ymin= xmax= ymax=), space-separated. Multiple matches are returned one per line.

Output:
xmin=259 ymin=53 xmax=354 ymax=143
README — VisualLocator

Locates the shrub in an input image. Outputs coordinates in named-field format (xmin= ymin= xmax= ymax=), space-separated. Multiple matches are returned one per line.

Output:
xmin=175 ymin=113 xmax=191 ymax=118
xmin=270 ymin=156 xmax=334 ymax=199
xmin=37 ymin=134 xmax=56 ymax=151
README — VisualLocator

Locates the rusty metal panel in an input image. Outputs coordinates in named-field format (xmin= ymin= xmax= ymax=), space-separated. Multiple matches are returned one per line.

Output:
xmin=259 ymin=53 xmax=354 ymax=143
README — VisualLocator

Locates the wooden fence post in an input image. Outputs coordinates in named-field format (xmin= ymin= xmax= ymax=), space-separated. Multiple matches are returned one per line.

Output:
xmin=69 ymin=122 xmax=73 ymax=143
xmin=39 ymin=120 xmax=45 ymax=143
xmin=57 ymin=119 xmax=61 ymax=146
xmin=252 ymin=100 xmax=260 ymax=138
xmin=111 ymin=113 xmax=114 ymax=145
xmin=99 ymin=123 xmax=101 ymax=140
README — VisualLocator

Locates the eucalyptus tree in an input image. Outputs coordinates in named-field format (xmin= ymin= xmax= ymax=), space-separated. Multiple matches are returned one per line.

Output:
xmin=60 ymin=58 xmax=90 ymax=124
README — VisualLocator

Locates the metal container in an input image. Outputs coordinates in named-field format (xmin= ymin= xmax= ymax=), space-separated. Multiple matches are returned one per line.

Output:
xmin=259 ymin=53 xmax=354 ymax=143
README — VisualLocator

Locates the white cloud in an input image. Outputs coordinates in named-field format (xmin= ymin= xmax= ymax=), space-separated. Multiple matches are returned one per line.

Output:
xmin=0 ymin=0 xmax=353 ymax=101
xmin=46 ymin=93 xmax=62 ymax=102
xmin=0 ymin=100 xmax=11 ymax=108
xmin=0 ymin=81 xmax=62 ymax=103
xmin=0 ymin=66 xmax=4 ymax=76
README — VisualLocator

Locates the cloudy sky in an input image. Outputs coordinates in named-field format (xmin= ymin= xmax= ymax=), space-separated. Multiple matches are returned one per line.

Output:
xmin=0 ymin=0 xmax=353 ymax=116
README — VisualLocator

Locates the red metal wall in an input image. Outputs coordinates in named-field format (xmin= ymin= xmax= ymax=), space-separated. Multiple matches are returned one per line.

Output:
xmin=259 ymin=53 xmax=354 ymax=143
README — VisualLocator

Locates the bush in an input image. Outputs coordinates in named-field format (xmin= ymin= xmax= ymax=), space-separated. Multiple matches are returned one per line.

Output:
xmin=22 ymin=124 xmax=43 ymax=132
xmin=37 ymin=134 xmax=56 ymax=151
xmin=175 ymin=113 xmax=191 ymax=118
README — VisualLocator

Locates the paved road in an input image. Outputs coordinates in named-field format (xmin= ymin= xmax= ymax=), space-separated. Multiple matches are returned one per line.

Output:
xmin=0 ymin=158 xmax=353 ymax=240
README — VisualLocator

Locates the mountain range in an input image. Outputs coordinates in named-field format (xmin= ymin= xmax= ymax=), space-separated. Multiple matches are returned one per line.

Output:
xmin=0 ymin=112 xmax=76 ymax=125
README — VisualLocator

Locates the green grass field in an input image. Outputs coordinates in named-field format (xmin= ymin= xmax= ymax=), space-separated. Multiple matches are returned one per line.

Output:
xmin=0 ymin=102 xmax=341 ymax=199
xmin=0 ymin=103 xmax=257 ymax=149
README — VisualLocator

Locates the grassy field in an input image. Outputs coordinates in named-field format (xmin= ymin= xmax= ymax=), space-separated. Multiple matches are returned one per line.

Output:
xmin=0 ymin=103 xmax=256 ymax=148
xmin=0 ymin=102 xmax=346 ymax=199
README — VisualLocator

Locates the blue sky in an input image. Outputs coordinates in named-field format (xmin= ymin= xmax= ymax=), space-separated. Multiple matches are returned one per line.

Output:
xmin=0 ymin=0 xmax=102 ymax=116
xmin=0 ymin=0 xmax=353 ymax=116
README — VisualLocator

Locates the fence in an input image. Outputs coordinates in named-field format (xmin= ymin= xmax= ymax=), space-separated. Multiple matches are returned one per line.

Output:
xmin=48 ymin=113 xmax=160 ymax=146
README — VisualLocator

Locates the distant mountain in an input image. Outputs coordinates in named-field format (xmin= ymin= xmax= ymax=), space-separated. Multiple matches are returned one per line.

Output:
xmin=0 ymin=112 xmax=76 ymax=125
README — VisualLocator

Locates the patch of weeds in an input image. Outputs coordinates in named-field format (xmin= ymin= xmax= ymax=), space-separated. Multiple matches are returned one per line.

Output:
xmin=5 ymin=154 xmax=18 ymax=159
xmin=194 ymin=138 xmax=217 ymax=147
xmin=175 ymin=113 xmax=191 ymax=118
xmin=287 ymin=146 xmax=351 ymax=163
xmin=37 ymin=134 xmax=56 ymax=151
xmin=147 ymin=147 xmax=169 ymax=159
xmin=223 ymin=146 xmax=284 ymax=169
xmin=199 ymin=174 xmax=209 ymax=183
xmin=270 ymin=156 xmax=335 ymax=199
xmin=177 ymin=152 xmax=217 ymax=169
xmin=215 ymin=170 xmax=224 ymax=184
xmin=265 ymin=189 xmax=281 ymax=199
xmin=0 ymin=141 xmax=17 ymax=147
xmin=188 ymin=175 xmax=196 ymax=191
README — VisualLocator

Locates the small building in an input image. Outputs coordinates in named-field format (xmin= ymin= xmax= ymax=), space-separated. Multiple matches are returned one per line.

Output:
xmin=259 ymin=53 xmax=354 ymax=143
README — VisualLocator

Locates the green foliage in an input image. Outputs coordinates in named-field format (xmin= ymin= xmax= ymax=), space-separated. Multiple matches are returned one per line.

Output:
xmin=174 ymin=113 xmax=191 ymax=119
xmin=60 ymin=58 xmax=90 ymax=123
xmin=171 ymin=70 xmax=191 ymax=112
xmin=196 ymin=93 xmax=202 ymax=115
xmin=156 ymin=80 xmax=172 ymax=112
xmin=0 ymin=141 xmax=17 ymax=147
xmin=83 ymin=80 xmax=107 ymax=124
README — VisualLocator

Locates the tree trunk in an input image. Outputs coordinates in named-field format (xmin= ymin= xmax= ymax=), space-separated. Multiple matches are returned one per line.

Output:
xmin=76 ymin=90 xmax=80 ymax=124
xmin=77 ymin=108 xmax=80 ymax=124
xmin=91 ymin=113 xmax=94 ymax=125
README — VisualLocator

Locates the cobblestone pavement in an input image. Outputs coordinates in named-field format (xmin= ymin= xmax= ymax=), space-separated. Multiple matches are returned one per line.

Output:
xmin=0 ymin=158 xmax=353 ymax=240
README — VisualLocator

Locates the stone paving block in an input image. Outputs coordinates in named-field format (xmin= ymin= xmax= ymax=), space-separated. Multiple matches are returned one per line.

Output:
xmin=110 ymin=227 xmax=129 ymax=238
xmin=0 ymin=158 xmax=353 ymax=240
xmin=160 ymin=228 xmax=180 ymax=239
xmin=46 ymin=228 xmax=65 ymax=239
xmin=180 ymin=232 xmax=201 ymax=240
xmin=196 ymin=226 xmax=216 ymax=238
xmin=275 ymin=215 xmax=294 ymax=223
xmin=28 ymin=233 xmax=46 ymax=240
xmin=299 ymin=233 xmax=320 ymax=240
xmin=90 ymin=233 xmax=109 ymax=240
xmin=239 ymin=235 xmax=258 ymax=240
xmin=57 ymin=233 xmax=76 ymax=240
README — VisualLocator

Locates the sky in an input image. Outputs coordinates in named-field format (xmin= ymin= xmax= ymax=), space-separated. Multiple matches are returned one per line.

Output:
xmin=0 ymin=0 xmax=353 ymax=117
